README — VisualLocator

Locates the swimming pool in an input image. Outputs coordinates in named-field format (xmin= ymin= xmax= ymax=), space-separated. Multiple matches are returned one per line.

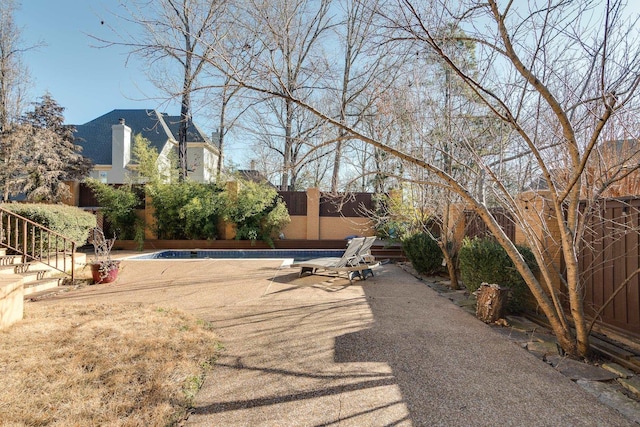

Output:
xmin=126 ymin=249 xmax=345 ymax=264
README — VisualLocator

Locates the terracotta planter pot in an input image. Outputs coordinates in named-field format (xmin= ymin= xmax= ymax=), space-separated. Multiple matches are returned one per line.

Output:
xmin=91 ymin=262 xmax=120 ymax=284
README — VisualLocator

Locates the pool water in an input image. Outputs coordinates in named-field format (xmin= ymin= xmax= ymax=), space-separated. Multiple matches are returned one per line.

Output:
xmin=127 ymin=249 xmax=345 ymax=263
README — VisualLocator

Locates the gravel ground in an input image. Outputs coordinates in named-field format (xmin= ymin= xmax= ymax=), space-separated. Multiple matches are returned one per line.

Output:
xmin=39 ymin=259 xmax=636 ymax=426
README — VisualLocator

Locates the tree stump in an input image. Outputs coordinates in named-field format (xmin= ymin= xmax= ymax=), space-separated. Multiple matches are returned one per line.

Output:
xmin=475 ymin=282 xmax=509 ymax=323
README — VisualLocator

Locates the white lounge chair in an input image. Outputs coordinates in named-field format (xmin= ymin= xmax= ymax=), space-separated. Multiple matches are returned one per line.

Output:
xmin=354 ymin=236 xmax=377 ymax=279
xmin=292 ymin=237 xmax=379 ymax=284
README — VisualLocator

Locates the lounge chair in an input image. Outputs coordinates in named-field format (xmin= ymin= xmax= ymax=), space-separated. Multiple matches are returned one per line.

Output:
xmin=354 ymin=236 xmax=377 ymax=279
xmin=292 ymin=237 xmax=379 ymax=284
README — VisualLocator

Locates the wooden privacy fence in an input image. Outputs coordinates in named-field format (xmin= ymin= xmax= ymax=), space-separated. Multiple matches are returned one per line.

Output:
xmin=464 ymin=207 xmax=516 ymax=242
xmin=278 ymin=191 xmax=308 ymax=216
xmin=278 ymin=191 xmax=374 ymax=217
xmin=467 ymin=200 xmax=640 ymax=338
xmin=73 ymin=179 xmax=640 ymax=338
xmin=78 ymin=184 xmax=375 ymax=218
xmin=75 ymin=184 xmax=376 ymax=241
xmin=578 ymin=198 xmax=640 ymax=337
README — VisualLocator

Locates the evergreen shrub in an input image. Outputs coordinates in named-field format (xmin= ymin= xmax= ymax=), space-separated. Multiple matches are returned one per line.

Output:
xmin=222 ymin=180 xmax=290 ymax=247
xmin=86 ymin=179 xmax=143 ymax=241
xmin=401 ymin=232 xmax=443 ymax=275
xmin=151 ymin=181 xmax=223 ymax=240
xmin=458 ymin=237 xmax=537 ymax=313
xmin=1 ymin=203 xmax=96 ymax=247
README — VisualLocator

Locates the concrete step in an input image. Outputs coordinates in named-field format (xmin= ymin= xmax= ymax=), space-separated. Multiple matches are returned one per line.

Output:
xmin=30 ymin=252 xmax=87 ymax=273
xmin=371 ymin=255 xmax=407 ymax=263
xmin=0 ymin=264 xmax=21 ymax=276
xmin=24 ymin=278 xmax=93 ymax=301
xmin=15 ymin=267 xmax=55 ymax=283
xmin=0 ymin=255 xmax=23 ymax=266
xmin=0 ymin=252 xmax=86 ymax=275
xmin=371 ymin=246 xmax=407 ymax=263
xmin=23 ymin=277 xmax=62 ymax=296
xmin=0 ymin=262 xmax=55 ymax=282
xmin=0 ymin=249 xmax=88 ymax=302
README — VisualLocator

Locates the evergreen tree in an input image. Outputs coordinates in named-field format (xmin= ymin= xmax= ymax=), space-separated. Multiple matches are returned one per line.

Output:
xmin=2 ymin=94 xmax=92 ymax=202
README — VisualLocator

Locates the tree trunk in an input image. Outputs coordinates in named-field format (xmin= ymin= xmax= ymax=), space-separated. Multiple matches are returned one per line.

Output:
xmin=217 ymin=91 xmax=227 ymax=180
xmin=443 ymin=251 xmax=459 ymax=290
xmin=331 ymin=139 xmax=343 ymax=192
xmin=476 ymin=283 xmax=509 ymax=323
xmin=178 ymin=66 xmax=191 ymax=182
xmin=281 ymin=98 xmax=293 ymax=190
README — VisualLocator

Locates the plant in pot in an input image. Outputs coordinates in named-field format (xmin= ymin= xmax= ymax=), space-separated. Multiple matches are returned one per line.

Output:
xmin=88 ymin=227 xmax=120 ymax=284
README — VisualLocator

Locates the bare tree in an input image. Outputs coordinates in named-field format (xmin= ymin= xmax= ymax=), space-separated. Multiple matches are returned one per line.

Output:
xmin=97 ymin=0 xmax=226 ymax=181
xmin=371 ymin=0 xmax=640 ymax=356
xmin=196 ymin=6 xmax=266 ymax=180
xmin=211 ymin=73 xmax=241 ymax=179
xmin=245 ymin=94 xmax=331 ymax=189
xmin=327 ymin=0 xmax=405 ymax=192
xmin=0 ymin=0 xmax=33 ymax=133
xmin=217 ymin=0 xmax=640 ymax=357
xmin=0 ymin=0 xmax=40 ymax=199
xmin=233 ymin=0 xmax=334 ymax=190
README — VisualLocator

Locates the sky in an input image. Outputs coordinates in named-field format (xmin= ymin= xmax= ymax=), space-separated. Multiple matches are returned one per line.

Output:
xmin=15 ymin=0 xmax=176 ymax=126
xmin=13 ymin=0 xmax=640 ymax=166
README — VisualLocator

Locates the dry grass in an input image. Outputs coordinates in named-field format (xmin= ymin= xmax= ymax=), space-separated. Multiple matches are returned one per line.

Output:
xmin=0 ymin=303 xmax=221 ymax=426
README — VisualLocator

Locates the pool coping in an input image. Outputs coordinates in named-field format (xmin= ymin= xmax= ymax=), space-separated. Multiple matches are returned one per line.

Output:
xmin=123 ymin=249 xmax=346 ymax=267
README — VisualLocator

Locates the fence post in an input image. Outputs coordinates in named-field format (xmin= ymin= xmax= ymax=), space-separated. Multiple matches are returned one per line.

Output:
xmin=306 ymin=187 xmax=320 ymax=240
xmin=144 ymin=190 xmax=157 ymax=240
xmin=220 ymin=181 xmax=238 ymax=240
xmin=517 ymin=190 xmax=563 ymax=293
xmin=70 ymin=241 xmax=76 ymax=282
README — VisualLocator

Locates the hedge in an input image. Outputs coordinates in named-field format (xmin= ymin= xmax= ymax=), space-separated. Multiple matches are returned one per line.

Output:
xmin=1 ymin=203 xmax=96 ymax=246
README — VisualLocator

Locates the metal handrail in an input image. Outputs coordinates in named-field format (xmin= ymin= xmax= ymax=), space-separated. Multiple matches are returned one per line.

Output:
xmin=0 ymin=206 xmax=76 ymax=281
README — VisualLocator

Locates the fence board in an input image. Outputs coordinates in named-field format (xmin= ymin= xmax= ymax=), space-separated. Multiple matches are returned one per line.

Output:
xmin=278 ymin=191 xmax=307 ymax=216
xmin=319 ymin=193 xmax=373 ymax=217
xmin=628 ymin=211 xmax=640 ymax=328
xmin=603 ymin=206 xmax=615 ymax=320
xmin=464 ymin=208 xmax=516 ymax=242
xmin=582 ymin=214 xmax=596 ymax=319
xmin=612 ymin=206 xmax=626 ymax=323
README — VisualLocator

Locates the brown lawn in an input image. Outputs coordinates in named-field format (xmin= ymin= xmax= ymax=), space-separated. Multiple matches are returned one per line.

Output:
xmin=0 ymin=303 xmax=221 ymax=426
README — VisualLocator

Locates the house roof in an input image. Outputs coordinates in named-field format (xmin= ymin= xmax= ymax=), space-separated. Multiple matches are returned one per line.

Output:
xmin=236 ymin=169 xmax=275 ymax=187
xmin=73 ymin=109 xmax=212 ymax=165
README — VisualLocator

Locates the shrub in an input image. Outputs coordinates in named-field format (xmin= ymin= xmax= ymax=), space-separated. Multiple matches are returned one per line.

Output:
xmin=131 ymin=133 xmax=289 ymax=243
xmin=222 ymin=180 xmax=290 ymax=247
xmin=373 ymin=193 xmax=412 ymax=242
xmin=401 ymin=232 xmax=443 ymax=275
xmin=86 ymin=179 xmax=143 ymax=241
xmin=1 ymin=203 xmax=97 ymax=247
xmin=458 ymin=237 xmax=537 ymax=313
xmin=150 ymin=182 xmax=223 ymax=240
xmin=260 ymin=199 xmax=291 ymax=244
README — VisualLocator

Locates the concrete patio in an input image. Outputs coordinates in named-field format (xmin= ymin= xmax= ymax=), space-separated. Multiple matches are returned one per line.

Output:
xmin=34 ymin=258 xmax=636 ymax=426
